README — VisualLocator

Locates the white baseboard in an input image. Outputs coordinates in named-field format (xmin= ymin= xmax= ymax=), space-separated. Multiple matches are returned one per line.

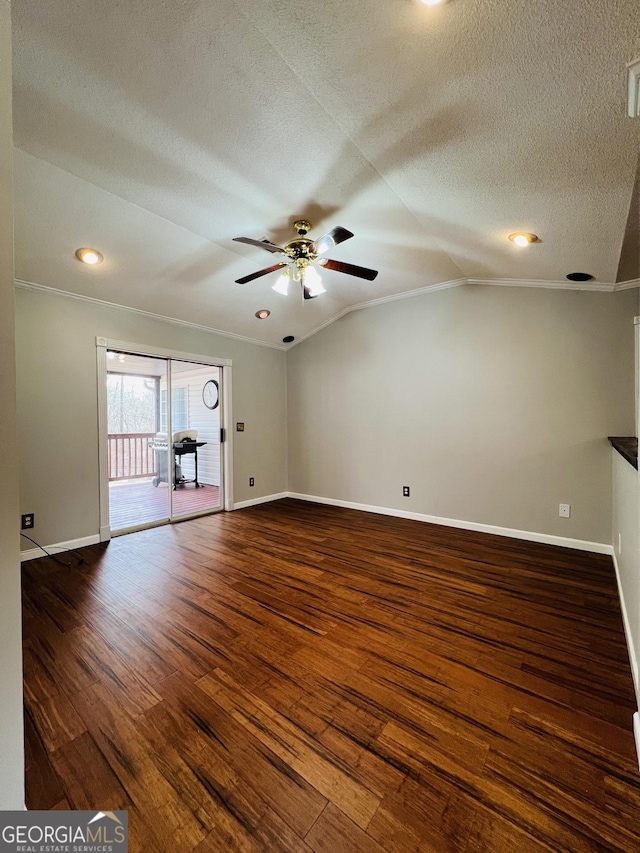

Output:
xmin=287 ymin=492 xmax=612 ymax=554
xmin=233 ymin=492 xmax=289 ymax=511
xmin=29 ymin=495 xmax=608 ymax=558
xmin=20 ymin=534 xmax=101 ymax=563
xmin=434 ymin=514 xmax=612 ymax=554
xmin=286 ymin=492 xmax=438 ymax=524
xmin=612 ymin=552 xmax=640 ymax=707
xmin=612 ymin=554 xmax=640 ymax=771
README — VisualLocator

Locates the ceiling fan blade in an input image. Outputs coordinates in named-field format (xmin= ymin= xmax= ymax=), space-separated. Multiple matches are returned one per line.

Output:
xmin=313 ymin=226 xmax=354 ymax=256
xmin=320 ymin=258 xmax=379 ymax=280
xmin=233 ymin=237 xmax=286 ymax=254
xmin=235 ymin=262 xmax=287 ymax=285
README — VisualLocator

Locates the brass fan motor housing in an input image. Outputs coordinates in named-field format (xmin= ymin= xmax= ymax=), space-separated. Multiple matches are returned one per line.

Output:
xmin=284 ymin=238 xmax=316 ymax=261
xmin=284 ymin=222 xmax=317 ymax=272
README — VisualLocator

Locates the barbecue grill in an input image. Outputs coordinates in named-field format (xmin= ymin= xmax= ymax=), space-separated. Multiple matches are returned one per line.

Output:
xmin=149 ymin=430 xmax=207 ymax=489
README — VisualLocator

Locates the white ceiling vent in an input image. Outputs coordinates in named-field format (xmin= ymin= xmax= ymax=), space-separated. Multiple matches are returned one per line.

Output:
xmin=628 ymin=58 xmax=640 ymax=117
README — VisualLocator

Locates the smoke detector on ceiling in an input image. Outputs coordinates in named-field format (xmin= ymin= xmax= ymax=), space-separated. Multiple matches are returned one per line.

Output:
xmin=627 ymin=58 xmax=640 ymax=118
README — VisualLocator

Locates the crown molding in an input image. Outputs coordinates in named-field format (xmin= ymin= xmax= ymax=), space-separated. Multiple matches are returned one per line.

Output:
xmin=16 ymin=273 xmax=639 ymax=354
xmin=627 ymin=57 xmax=640 ymax=118
xmin=468 ymin=277 xmax=616 ymax=292
xmin=14 ymin=279 xmax=287 ymax=350
xmin=471 ymin=277 xmax=640 ymax=292
xmin=287 ymin=275 xmax=639 ymax=348
xmin=614 ymin=278 xmax=640 ymax=291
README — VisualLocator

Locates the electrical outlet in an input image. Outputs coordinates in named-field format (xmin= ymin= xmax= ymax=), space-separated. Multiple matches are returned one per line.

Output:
xmin=249 ymin=477 xmax=254 ymax=487
xmin=21 ymin=513 xmax=34 ymax=530
xmin=403 ymin=486 xmax=410 ymax=497
xmin=559 ymin=503 xmax=571 ymax=518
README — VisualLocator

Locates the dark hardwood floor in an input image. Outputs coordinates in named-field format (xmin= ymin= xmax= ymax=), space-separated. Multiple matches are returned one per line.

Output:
xmin=22 ymin=498 xmax=640 ymax=852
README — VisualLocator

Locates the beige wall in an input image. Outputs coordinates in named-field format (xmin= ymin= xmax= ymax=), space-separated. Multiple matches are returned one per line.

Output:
xmin=15 ymin=287 xmax=287 ymax=548
xmin=0 ymin=0 xmax=25 ymax=809
xmin=287 ymin=284 xmax=637 ymax=546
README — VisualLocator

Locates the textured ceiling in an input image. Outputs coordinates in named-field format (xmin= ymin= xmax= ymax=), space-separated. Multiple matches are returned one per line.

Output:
xmin=11 ymin=0 xmax=640 ymax=347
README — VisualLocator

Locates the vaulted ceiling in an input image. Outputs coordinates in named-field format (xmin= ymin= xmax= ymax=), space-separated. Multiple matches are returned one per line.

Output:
xmin=11 ymin=0 xmax=640 ymax=347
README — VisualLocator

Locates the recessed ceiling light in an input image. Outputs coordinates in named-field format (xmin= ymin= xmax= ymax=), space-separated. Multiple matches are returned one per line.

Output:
xmin=508 ymin=233 xmax=539 ymax=247
xmin=272 ymin=271 xmax=289 ymax=296
xmin=75 ymin=248 xmax=104 ymax=265
xmin=420 ymin=0 xmax=448 ymax=5
xmin=255 ymin=309 xmax=271 ymax=320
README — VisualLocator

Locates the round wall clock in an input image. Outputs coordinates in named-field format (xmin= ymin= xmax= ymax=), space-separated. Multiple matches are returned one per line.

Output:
xmin=202 ymin=379 xmax=219 ymax=410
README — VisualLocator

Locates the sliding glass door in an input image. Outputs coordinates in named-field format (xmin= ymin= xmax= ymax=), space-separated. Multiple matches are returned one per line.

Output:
xmin=104 ymin=349 xmax=224 ymax=534
xmin=106 ymin=352 xmax=170 ymax=532
xmin=169 ymin=360 xmax=223 ymax=519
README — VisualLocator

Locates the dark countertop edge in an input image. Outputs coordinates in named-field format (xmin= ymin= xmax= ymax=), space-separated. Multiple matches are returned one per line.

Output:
xmin=608 ymin=436 xmax=638 ymax=470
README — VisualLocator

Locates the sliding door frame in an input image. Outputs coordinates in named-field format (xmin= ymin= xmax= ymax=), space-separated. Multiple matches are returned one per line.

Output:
xmin=96 ymin=337 xmax=233 ymax=541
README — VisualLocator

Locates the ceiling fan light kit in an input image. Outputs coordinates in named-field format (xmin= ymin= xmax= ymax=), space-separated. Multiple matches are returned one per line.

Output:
xmin=303 ymin=265 xmax=326 ymax=297
xmin=272 ymin=270 xmax=289 ymax=296
xmin=233 ymin=220 xmax=378 ymax=300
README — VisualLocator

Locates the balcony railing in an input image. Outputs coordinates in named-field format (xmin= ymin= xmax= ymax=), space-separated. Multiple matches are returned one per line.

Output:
xmin=108 ymin=433 xmax=157 ymax=481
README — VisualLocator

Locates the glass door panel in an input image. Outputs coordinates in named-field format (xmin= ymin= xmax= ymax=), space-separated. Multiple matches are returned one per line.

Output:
xmin=106 ymin=351 xmax=171 ymax=531
xmin=169 ymin=360 xmax=223 ymax=519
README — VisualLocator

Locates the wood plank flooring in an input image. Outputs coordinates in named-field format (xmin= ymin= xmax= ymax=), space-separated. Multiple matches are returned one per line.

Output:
xmin=22 ymin=498 xmax=640 ymax=852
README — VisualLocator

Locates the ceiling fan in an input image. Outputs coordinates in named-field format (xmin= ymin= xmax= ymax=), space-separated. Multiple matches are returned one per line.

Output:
xmin=233 ymin=220 xmax=378 ymax=299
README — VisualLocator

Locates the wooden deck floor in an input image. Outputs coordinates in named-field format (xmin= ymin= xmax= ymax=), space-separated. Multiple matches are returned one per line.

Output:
xmin=22 ymin=499 xmax=640 ymax=852
xmin=109 ymin=479 xmax=221 ymax=529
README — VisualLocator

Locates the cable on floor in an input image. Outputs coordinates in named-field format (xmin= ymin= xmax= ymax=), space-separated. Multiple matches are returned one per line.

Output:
xmin=20 ymin=533 xmax=86 ymax=567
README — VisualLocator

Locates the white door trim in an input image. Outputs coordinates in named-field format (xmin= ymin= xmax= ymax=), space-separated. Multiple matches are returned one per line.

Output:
xmin=96 ymin=337 xmax=111 ymax=542
xmin=102 ymin=338 xmax=232 ymax=367
xmin=222 ymin=365 xmax=233 ymax=511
